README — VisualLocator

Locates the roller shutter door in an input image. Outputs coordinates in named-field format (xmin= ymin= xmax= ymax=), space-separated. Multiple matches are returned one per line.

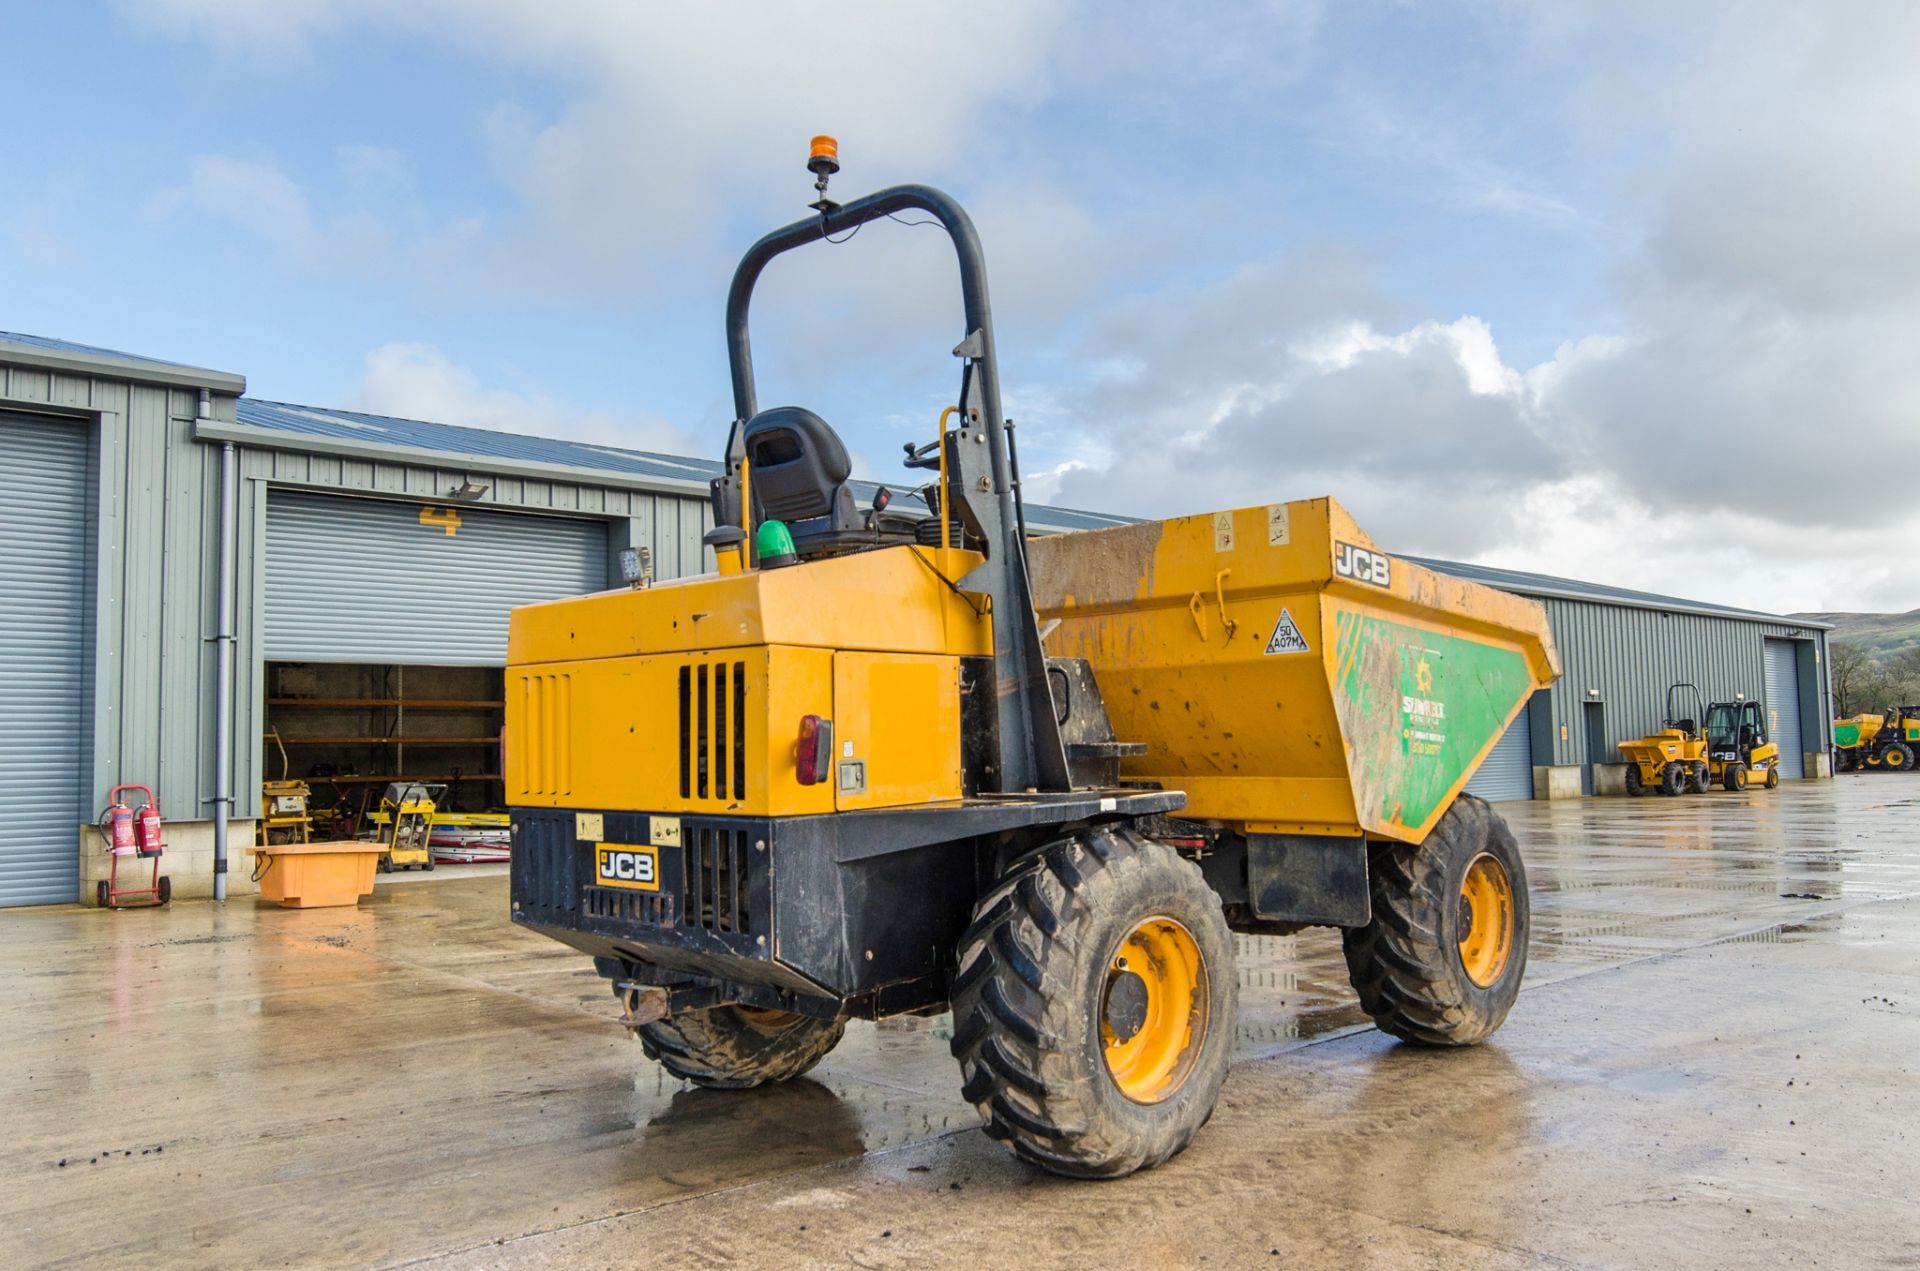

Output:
xmin=265 ymin=490 xmax=608 ymax=665
xmin=1764 ymin=639 xmax=1804 ymax=779
xmin=1465 ymin=713 xmax=1533 ymax=802
xmin=0 ymin=413 xmax=92 ymax=906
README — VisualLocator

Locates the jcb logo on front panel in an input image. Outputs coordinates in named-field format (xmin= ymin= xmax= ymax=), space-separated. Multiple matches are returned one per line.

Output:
xmin=594 ymin=844 xmax=660 ymax=892
xmin=1333 ymin=541 xmax=1391 ymax=588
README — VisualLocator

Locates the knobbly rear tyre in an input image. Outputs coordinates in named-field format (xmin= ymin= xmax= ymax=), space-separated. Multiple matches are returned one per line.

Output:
xmin=1342 ymin=794 xmax=1529 ymax=1047
xmin=949 ymin=825 xmax=1236 ymax=1179
xmin=638 ymin=1005 xmax=845 ymax=1089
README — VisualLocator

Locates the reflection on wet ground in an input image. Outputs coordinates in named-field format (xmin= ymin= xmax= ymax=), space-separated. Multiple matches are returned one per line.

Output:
xmin=3 ymin=777 xmax=1916 ymax=1267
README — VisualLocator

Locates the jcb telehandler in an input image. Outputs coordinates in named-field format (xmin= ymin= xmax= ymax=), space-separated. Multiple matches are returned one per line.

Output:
xmin=504 ymin=141 xmax=1560 ymax=1178
xmin=1833 ymin=706 xmax=1920 ymax=772
xmin=1619 ymin=683 xmax=1712 ymax=795
xmin=1703 ymin=698 xmax=1779 ymax=791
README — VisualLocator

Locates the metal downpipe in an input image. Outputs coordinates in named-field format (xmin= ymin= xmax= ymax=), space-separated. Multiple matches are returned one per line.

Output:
xmin=213 ymin=425 xmax=235 ymax=901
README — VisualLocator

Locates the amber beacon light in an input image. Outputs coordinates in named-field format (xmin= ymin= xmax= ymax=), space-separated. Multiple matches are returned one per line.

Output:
xmin=808 ymin=135 xmax=840 ymax=209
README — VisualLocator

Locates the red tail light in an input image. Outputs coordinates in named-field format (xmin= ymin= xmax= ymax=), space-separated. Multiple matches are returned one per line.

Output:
xmin=797 ymin=715 xmax=833 ymax=786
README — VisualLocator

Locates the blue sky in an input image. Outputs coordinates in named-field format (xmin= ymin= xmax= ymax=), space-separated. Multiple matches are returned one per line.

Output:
xmin=4 ymin=3 xmax=1914 ymax=613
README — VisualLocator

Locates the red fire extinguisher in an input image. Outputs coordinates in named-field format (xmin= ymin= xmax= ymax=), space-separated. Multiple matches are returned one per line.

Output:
xmin=107 ymin=794 xmax=138 ymax=857
xmin=98 ymin=784 xmax=169 ymax=908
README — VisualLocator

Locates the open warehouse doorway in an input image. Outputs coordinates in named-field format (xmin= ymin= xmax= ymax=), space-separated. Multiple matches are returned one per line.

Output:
xmin=259 ymin=489 xmax=608 ymax=863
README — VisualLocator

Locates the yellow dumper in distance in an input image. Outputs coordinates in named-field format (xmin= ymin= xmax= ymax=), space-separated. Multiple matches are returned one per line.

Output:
xmin=1030 ymin=496 xmax=1561 ymax=842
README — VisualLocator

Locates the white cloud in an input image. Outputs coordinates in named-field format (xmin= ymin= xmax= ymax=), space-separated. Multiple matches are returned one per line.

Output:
xmin=1043 ymin=245 xmax=1920 ymax=613
xmin=117 ymin=0 xmax=1920 ymax=612
xmin=148 ymin=153 xmax=397 ymax=271
xmin=350 ymin=341 xmax=698 ymax=456
xmin=127 ymin=0 xmax=1079 ymax=298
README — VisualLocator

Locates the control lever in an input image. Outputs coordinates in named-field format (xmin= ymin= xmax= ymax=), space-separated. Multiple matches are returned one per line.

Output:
xmin=902 ymin=438 xmax=942 ymax=471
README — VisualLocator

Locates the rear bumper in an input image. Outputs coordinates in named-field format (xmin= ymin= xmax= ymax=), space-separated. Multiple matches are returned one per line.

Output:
xmin=509 ymin=790 xmax=1182 ymax=1016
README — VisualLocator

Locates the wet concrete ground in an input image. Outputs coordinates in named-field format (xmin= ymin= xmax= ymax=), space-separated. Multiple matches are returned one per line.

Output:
xmin=4 ymin=778 xmax=1917 ymax=1268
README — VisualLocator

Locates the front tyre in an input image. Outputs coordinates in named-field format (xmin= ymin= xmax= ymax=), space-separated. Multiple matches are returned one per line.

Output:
xmin=1660 ymin=762 xmax=1690 ymax=796
xmin=638 ymin=1005 xmax=845 ymax=1089
xmin=1690 ymin=761 xmax=1713 ymax=794
xmin=1724 ymin=762 xmax=1749 ymax=792
xmin=1343 ymin=794 xmax=1529 ymax=1047
xmin=949 ymin=826 xmax=1236 ymax=1179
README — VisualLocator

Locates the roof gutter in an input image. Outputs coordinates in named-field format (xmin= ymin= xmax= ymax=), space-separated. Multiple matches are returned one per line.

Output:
xmin=0 ymin=342 xmax=245 ymax=395
xmin=192 ymin=418 xmax=714 ymax=497
xmin=1415 ymin=560 xmax=1834 ymax=630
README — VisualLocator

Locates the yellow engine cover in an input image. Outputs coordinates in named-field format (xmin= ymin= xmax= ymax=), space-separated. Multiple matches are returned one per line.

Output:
xmin=505 ymin=546 xmax=985 ymax=816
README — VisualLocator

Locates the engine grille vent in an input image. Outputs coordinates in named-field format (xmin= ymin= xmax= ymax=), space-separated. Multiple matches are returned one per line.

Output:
xmin=684 ymin=825 xmax=751 ymax=933
xmin=679 ymin=660 xmax=748 ymax=805
xmin=582 ymin=886 xmax=672 ymax=926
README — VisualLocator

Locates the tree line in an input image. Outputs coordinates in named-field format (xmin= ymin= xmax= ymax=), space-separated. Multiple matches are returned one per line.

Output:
xmin=1830 ymin=640 xmax=1920 ymax=718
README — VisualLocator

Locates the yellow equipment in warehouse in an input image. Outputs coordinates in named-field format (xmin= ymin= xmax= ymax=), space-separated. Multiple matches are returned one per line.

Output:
xmin=258 ymin=730 xmax=314 ymax=845
xmin=1833 ymin=707 xmax=1920 ymax=772
xmin=1618 ymin=683 xmax=1712 ymax=795
xmin=1703 ymin=697 xmax=1780 ymax=791
xmin=372 ymin=781 xmax=441 ymax=872
xmin=503 ymin=140 xmax=1559 ymax=1179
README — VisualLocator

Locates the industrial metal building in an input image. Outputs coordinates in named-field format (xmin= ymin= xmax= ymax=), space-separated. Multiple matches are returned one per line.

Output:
xmin=0 ymin=331 xmax=1833 ymax=908
xmin=0 ymin=333 xmax=1126 ymax=908
xmin=1437 ymin=560 xmax=1834 ymax=803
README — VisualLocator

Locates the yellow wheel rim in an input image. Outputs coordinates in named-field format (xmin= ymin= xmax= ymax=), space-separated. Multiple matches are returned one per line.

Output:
xmin=1457 ymin=854 xmax=1516 ymax=989
xmin=1101 ymin=917 xmax=1208 ymax=1104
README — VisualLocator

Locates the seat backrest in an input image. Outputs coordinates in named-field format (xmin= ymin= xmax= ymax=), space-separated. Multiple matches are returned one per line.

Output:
xmin=742 ymin=407 xmax=851 ymax=522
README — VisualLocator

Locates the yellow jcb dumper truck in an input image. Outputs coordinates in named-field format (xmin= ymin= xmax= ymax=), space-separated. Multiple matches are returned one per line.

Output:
xmin=1619 ymin=683 xmax=1711 ymax=795
xmin=503 ymin=143 xmax=1560 ymax=1178
xmin=1833 ymin=706 xmax=1920 ymax=772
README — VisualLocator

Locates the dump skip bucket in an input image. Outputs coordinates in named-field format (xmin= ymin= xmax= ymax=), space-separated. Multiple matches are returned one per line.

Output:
xmin=1029 ymin=497 xmax=1560 ymax=844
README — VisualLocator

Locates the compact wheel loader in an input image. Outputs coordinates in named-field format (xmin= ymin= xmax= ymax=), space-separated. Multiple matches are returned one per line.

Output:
xmin=1833 ymin=706 xmax=1920 ymax=772
xmin=504 ymin=141 xmax=1561 ymax=1178
xmin=1619 ymin=683 xmax=1712 ymax=795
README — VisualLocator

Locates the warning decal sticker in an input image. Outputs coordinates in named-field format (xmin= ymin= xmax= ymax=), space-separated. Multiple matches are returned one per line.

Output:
xmin=1264 ymin=608 xmax=1311 ymax=655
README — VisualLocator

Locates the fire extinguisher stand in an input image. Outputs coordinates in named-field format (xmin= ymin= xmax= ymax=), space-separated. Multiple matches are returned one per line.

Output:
xmin=97 ymin=784 xmax=171 ymax=909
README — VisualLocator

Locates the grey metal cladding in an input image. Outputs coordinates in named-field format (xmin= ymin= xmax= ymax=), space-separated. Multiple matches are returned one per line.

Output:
xmin=0 ymin=412 xmax=94 ymax=904
xmin=1529 ymin=596 xmax=1830 ymax=769
xmin=263 ymin=489 xmax=609 ymax=665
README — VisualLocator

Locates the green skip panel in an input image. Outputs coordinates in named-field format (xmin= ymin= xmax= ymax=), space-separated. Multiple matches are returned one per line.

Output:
xmin=1331 ymin=609 xmax=1535 ymax=836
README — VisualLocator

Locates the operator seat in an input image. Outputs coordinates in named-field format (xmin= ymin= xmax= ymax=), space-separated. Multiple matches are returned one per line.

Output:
xmin=740 ymin=406 xmax=864 ymax=554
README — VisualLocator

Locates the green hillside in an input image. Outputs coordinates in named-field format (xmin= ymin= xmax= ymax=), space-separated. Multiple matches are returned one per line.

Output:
xmin=1792 ymin=610 xmax=1920 ymax=659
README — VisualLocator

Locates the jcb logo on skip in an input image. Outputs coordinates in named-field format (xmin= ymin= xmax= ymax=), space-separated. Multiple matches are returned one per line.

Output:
xmin=1334 ymin=542 xmax=1391 ymax=588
